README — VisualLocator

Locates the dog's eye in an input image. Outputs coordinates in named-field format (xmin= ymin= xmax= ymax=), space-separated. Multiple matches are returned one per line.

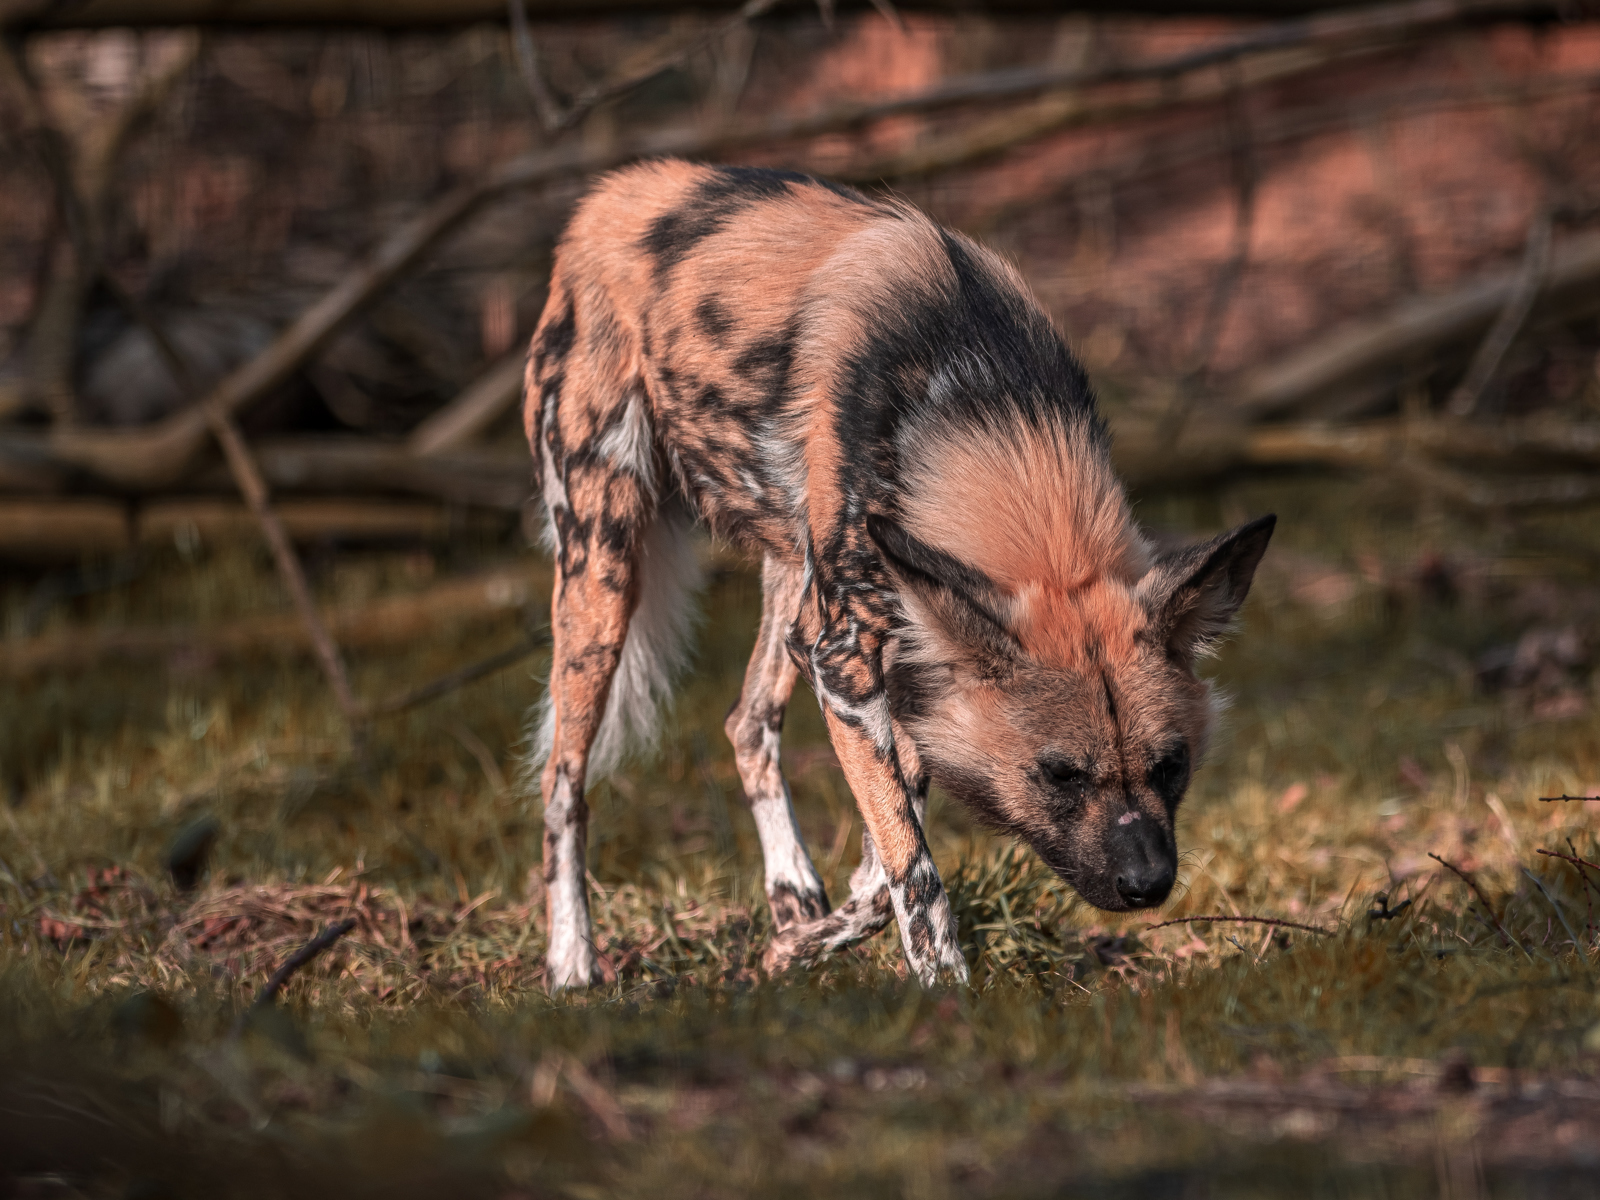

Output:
xmin=1040 ymin=757 xmax=1090 ymax=790
xmin=1148 ymin=742 xmax=1191 ymax=802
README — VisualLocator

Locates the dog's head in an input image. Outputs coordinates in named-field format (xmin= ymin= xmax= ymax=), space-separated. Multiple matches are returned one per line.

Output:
xmin=874 ymin=512 xmax=1275 ymax=912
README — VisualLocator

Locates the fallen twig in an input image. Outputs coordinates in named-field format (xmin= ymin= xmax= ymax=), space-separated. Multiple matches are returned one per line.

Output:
xmin=0 ymin=497 xmax=493 ymax=559
xmin=1428 ymin=852 xmax=1518 ymax=951
xmin=367 ymin=630 xmax=549 ymax=717
xmin=1539 ymin=794 xmax=1600 ymax=802
xmin=233 ymin=916 xmax=356 ymax=1035
xmin=1522 ymin=868 xmax=1592 ymax=968
xmin=1145 ymin=914 xmax=1335 ymax=937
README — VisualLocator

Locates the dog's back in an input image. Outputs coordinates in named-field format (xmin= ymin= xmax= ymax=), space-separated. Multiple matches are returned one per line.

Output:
xmin=529 ymin=160 xmax=1102 ymax=562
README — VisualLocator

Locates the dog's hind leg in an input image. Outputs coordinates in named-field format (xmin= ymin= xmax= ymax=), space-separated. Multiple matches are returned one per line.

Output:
xmin=531 ymin=325 xmax=659 ymax=990
xmin=725 ymin=555 xmax=830 ymax=929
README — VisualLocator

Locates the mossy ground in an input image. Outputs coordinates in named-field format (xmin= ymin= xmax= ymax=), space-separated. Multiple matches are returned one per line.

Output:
xmin=3 ymin=475 xmax=1599 ymax=1198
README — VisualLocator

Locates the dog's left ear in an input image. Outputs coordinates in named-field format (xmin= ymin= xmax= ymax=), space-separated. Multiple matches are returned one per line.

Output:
xmin=866 ymin=513 xmax=1020 ymax=669
xmin=1137 ymin=514 xmax=1275 ymax=666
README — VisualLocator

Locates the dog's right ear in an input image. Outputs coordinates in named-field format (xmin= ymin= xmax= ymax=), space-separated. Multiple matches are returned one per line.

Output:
xmin=867 ymin=513 xmax=1020 ymax=671
xmin=1137 ymin=514 xmax=1276 ymax=667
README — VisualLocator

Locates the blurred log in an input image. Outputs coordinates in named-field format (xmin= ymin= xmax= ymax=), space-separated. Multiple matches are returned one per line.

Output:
xmin=0 ymin=432 xmax=531 ymax=505
xmin=0 ymin=497 xmax=498 ymax=558
xmin=1241 ymin=418 xmax=1600 ymax=469
xmin=407 ymin=354 xmax=527 ymax=457
xmin=1109 ymin=413 xmax=1600 ymax=484
xmin=1 ymin=0 xmax=1542 ymax=29
xmin=0 ymin=562 xmax=546 ymax=677
xmin=200 ymin=439 xmax=531 ymax=507
xmin=1395 ymin=458 xmax=1600 ymax=512
xmin=1232 ymin=230 xmax=1600 ymax=419
xmin=42 ymin=0 xmax=1562 ymax=490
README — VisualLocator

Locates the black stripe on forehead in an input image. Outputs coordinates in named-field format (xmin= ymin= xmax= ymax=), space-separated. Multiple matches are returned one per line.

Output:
xmin=1101 ymin=673 xmax=1119 ymax=724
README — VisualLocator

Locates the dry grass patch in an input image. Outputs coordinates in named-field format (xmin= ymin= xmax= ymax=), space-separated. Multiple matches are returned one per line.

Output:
xmin=2 ymin=479 xmax=1600 ymax=1196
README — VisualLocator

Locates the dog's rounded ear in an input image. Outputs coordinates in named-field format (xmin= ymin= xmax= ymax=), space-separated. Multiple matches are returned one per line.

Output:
xmin=1137 ymin=514 xmax=1275 ymax=666
xmin=866 ymin=513 xmax=1020 ymax=668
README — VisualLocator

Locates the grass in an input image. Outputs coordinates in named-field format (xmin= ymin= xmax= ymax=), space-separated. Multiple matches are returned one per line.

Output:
xmin=2 ymin=475 xmax=1600 ymax=1197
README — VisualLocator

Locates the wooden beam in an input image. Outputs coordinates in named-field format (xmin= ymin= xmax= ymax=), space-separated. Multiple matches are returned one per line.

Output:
xmin=0 ymin=560 xmax=546 ymax=677
xmin=0 ymin=497 xmax=500 ymax=559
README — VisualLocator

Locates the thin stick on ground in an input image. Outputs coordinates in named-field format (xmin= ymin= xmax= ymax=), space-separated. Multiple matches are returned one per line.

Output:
xmin=1564 ymin=838 xmax=1596 ymax=941
xmin=1429 ymin=852 xmax=1519 ymax=951
xmin=107 ymin=282 xmax=368 ymax=750
xmin=1145 ymin=914 xmax=1335 ymax=936
xmin=1537 ymin=846 xmax=1600 ymax=909
xmin=233 ymin=917 xmax=358 ymax=1034
xmin=1522 ymin=869 xmax=1593 ymax=970
xmin=1539 ymin=794 xmax=1600 ymax=802
xmin=366 ymin=631 xmax=549 ymax=718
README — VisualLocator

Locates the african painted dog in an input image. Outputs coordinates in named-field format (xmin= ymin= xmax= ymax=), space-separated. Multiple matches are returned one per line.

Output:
xmin=525 ymin=159 xmax=1275 ymax=989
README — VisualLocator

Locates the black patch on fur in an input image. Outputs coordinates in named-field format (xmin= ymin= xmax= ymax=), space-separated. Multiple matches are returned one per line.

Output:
xmin=694 ymin=295 xmax=734 ymax=342
xmin=768 ymin=880 xmax=831 ymax=929
xmin=1148 ymin=741 xmax=1190 ymax=812
xmin=733 ymin=319 xmax=799 ymax=413
xmin=641 ymin=167 xmax=872 ymax=281
xmin=867 ymin=516 xmax=1005 ymax=624
xmin=536 ymin=299 xmax=577 ymax=364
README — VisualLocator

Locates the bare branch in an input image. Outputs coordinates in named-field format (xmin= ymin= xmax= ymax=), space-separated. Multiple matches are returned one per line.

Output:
xmin=1145 ymin=914 xmax=1335 ymax=936
xmin=1232 ymin=229 xmax=1600 ymax=419
xmin=551 ymin=0 xmax=783 ymax=133
xmin=508 ymin=0 xmax=564 ymax=130
xmin=3 ymin=31 xmax=199 ymax=425
xmin=1446 ymin=209 xmax=1552 ymax=415
xmin=407 ymin=353 xmax=527 ymax=457
xmin=42 ymin=0 xmax=1566 ymax=488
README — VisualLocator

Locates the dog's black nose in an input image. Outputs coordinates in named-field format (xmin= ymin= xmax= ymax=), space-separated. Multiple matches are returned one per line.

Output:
xmin=1115 ymin=862 xmax=1174 ymax=908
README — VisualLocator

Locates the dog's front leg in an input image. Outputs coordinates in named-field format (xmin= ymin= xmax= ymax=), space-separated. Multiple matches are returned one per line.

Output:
xmin=814 ymin=698 xmax=968 ymax=986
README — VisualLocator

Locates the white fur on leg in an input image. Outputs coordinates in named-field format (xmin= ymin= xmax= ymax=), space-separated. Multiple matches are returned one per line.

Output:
xmin=745 ymin=723 xmax=828 ymax=925
xmin=543 ymin=768 xmax=597 ymax=990
xmin=889 ymin=852 xmax=970 ymax=987
xmin=751 ymin=788 xmax=828 ymax=923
